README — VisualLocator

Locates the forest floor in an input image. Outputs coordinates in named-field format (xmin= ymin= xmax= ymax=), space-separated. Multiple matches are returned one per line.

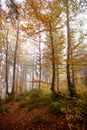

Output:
xmin=0 ymin=89 xmax=87 ymax=130
xmin=0 ymin=101 xmax=69 ymax=130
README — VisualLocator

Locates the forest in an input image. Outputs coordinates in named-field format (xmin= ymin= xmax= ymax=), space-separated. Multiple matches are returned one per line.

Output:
xmin=0 ymin=0 xmax=87 ymax=130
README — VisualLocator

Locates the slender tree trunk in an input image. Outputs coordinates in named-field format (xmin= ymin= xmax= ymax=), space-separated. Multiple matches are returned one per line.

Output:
xmin=22 ymin=66 xmax=26 ymax=92
xmin=32 ymin=65 xmax=34 ymax=89
xmin=57 ymin=64 xmax=59 ymax=91
xmin=39 ymin=31 xmax=41 ymax=90
xmin=15 ymin=68 xmax=19 ymax=94
xmin=72 ymin=71 xmax=75 ymax=87
xmin=5 ymin=30 xmax=9 ymax=95
xmin=24 ymin=68 xmax=27 ymax=91
xmin=49 ymin=19 xmax=55 ymax=93
xmin=66 ymin=0 xmax=76 ymax=97
xmin=71 ymin=50 xmax=76 ymax=93
xmin=19 ymin=63 xmax=23 ymax=94
xmin=12 ymin=19 xmax=19 ymax=96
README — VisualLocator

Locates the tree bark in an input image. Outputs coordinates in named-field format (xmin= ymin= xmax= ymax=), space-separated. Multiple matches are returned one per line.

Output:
xmin=12 ymin=19 xmax=19 ymax=96
xmin=49 ymin=19 xmax=55 ymax=93
xmin=5 ymin=30 xmax=9 ymax=95
xmin=66 ymin=0 xmax=76 ymax=97
xmin=57 ymin=64 xmax=59 ymax=91
xmin=39 ymin=30 xmax=41 ymax=90
xmin=71 ymin=50 xmax=76 ymax=93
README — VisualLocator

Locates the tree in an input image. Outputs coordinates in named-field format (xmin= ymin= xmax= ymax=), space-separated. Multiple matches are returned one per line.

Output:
xmin=25 ymin=0 xmax=65 ymax=93
xmin=66 ymin=0 xmax=77 ymax=97
xmin=0 ymin=0 xmax=87 ymax=98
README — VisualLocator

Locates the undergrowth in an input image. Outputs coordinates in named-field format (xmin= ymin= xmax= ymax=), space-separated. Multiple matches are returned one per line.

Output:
xmin=1 ymin=88 xmax=87 ymax=130
xmin=33 ymin=114 xmax=52 ymax=124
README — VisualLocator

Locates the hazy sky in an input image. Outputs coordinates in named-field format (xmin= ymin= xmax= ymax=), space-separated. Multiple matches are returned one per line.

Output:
xmin=1 ymin=0 xmax=87 ymax=35
xmin=1 ymin=0 xmax=24 ymax=9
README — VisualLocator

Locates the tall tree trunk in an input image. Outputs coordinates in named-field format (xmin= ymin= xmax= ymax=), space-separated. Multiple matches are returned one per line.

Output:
xmin=12 ymin=19 xmax=19 ymax=96
xmin=15 ymin=68 xmax=19 ymax=94
xmin=19 ymin=63 xmax=23 ymax=94
xmin=32 ymin=65 xmax=34 ymax=89
xmin=71 ymin=50 xmax=76 ymax=93
xmin=39 ymin=31 xmax=41 ymax=90
xmin=49 ymin=19 xmax=55 ymax=93
xmin=22 ymin=66 xmax=26 ymax=92
xmin=57 ymin=64 xmax=59 ymax=91
xmin=66 ymin=0 xmax=76 ymax=97
xmin=24 ymin=68 xmax=27 ymax=91
xmin=5 ymin=30 xmax=9 ymax=95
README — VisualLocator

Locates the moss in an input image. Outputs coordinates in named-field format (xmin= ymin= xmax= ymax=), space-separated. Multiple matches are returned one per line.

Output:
xmin=48 ymin=101 xmax=64 ymax=115
xmin=40 ymin=93 xmax=52 ymax=106
xmin=19 ymin=100 xmax=28 ymax=108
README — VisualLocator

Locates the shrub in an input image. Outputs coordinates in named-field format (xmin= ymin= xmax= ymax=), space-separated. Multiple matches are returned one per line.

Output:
xmin=26 ymin=104 xmax=36 ymax=111
xmin=19 ymin=100 xmax=27 ymax=108
xmin=61 ymin=99 xmax=87 ymax=130
xmin=29 ymin=88 xmax=42 ymax=104
xmin=20 ymin=91 xmax=30 ymax=98
xmin=15 ymin=95 xmax=24 ymax=101
xmin=40 ymin=93 xmax=52 ymax=105
xmin=15 ymin=91 xmax=30 ymax=101
xmin=51 ymin=91 xmax=64 ymax=101
xmin=4 ymin=95 xmax=12 ymax=103
xmin=48 ymin=101 xmax=64 ymax=115
xmin=16 ymin=89 xmax=42 ymax=104
xmin=18 ymin=89 xmax=42 ymax=110
xmin=65 ymin=107 xmax=87 ymax=130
